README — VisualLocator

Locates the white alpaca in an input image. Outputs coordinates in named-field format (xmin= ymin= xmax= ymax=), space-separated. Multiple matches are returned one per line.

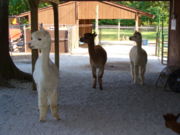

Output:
xmin=29 ymin=25 xmax=60 ymax=121
xmin=129 ymin=31 xmax=147 ymax=85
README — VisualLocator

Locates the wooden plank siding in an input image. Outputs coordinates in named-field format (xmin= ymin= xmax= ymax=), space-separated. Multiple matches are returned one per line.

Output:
xmin=58 ymin=2 xmax=76 ymax=24
xmin=79 ymin=20 xmax=93 ymax=37
xmin=38 ymin=8 xmax=54 ymax=24
xmin=78 ymin=1 xmax=135 ymax=19
xmin=17 ymin=1 xmax=153 ymax=25
xmin=38 ymin=2 xmax=76 ymax=25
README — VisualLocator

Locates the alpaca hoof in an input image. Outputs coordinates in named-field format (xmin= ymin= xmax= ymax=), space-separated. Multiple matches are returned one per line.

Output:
xmin=52 ymin=113 xmax=60 ymax=120
xmin=39 ymin=119 xmax=46 ymax=122
xmin=92 ymin=85 xmax=96 ymax=89
xmin=140 ymin=81 xmax=144 ymax=85
xmin=56 ymin=117 xmax=61 ymax=121
xmin=55 ymin=115 xmax=61 ymax=120
xmin=99 ymin=86 xmax=103 ymax=90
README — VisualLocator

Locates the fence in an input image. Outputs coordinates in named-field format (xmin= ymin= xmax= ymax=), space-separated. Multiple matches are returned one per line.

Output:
xmin=9 ymin=24 xmax=79 ymax=53
xmin=156 ymin=26 xmax=169 ymax=65
xmin=96 ymin=25 xmax=157 ymax=42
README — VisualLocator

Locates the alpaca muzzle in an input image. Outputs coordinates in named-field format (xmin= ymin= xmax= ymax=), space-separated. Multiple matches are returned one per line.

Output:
xmin=129 ymin=36 xmax=133 ymax=40
xmin=79 ymin=37 xmax=85 ymax=45
xmin=27 ymin=42 xmax=33 ymax=49
xmin=79 ymin=37 xmax=84 ymax=42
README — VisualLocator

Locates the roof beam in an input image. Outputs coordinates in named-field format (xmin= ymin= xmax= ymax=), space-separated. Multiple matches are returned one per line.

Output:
xmin=40 ymin=0 xmax=59 ymax=4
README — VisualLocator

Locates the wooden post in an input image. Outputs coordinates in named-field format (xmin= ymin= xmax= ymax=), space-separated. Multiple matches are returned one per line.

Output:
xmin=161 ymin=15 xmax=164 ymax=64
xmin=28 ymin=0 xmax=40 ymax=90
xmin=75 ymin=2 xmax=79 ymax=49
xmin=135 ymin=13 xmax=139 ymax=31
xmin=95 ymin=4 xmax=99 ymax=45
xmin=23 ymin=25 xmax=27 ymax=53
xmin=168 ymin=0 xmax=180 ymax=66
xmin=118 ymin=19 xmax=121 ymax=40
xmin=51 ymin=2 xmax=59 ymax=69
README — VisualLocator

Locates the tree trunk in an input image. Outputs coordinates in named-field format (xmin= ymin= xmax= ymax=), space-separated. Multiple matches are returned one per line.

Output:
xmin=0 ymin=0 xmax=32 ymax=87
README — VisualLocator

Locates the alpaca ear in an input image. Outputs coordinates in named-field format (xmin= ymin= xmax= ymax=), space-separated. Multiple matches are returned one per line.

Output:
xmin=135 ymin=30 xmax=138 ymax=33
xmin=93 ymin=32 xmax=97 ymax=37
xmin=39 ymin=23 xmax=44 ymax=31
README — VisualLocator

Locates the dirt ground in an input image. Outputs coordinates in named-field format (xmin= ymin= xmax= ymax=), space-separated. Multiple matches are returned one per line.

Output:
xmin=1 ymin=44 xmax=179 ymax=135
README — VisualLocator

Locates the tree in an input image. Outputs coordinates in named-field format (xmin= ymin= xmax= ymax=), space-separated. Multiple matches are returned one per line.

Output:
xmin=0 ymin=0 xmax=32 ymax=87
xmin=99 ymin=1 xmax=169 ymax=26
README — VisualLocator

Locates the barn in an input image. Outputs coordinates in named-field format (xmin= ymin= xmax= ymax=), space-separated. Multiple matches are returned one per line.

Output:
xmin=17 ymin=1 xmax=154 ymax=52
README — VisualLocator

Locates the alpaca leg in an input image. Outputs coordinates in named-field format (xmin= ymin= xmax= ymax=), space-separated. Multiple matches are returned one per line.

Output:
xmin=38 ymin=90 xmax=48 ymax=122
xmin=130 ymin=62 xmax=134 ymax=83
xmin=50 ymin=90 xmax=60 ymax=120
xmin=92 ymin=66 xmax=97 ymax=89
xmin=139 ymin=66 xmax=146 ymax=85
xmin=134 ymin=65 xmax=139 ymax=84
xmin=98 ymin=67 xmax=104 ymax=90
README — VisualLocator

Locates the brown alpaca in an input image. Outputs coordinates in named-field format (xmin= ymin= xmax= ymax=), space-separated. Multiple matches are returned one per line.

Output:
xmin=163 ymin=113 xmax=180 ymax=134
xmin=80 ymin=32 xmax=107 ymax=90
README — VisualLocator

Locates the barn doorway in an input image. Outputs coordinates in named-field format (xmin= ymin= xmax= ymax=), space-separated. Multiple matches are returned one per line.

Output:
xmin=77 ymin=1 xmax=170 ymax=65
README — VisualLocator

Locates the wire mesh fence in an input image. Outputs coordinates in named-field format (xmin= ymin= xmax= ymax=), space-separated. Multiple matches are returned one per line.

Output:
xmin=96 ymin=25 xmax=158 ymax=42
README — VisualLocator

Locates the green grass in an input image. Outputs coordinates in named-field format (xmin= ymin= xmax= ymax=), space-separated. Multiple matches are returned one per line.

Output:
xmin=99 ymin=28 xmax=157 ymax=41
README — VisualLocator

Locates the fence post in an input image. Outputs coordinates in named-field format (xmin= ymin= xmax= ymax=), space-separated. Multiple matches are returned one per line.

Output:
xmin=95 ymin=4 xmax=99 ymax=45
xmin=118 ymin=20 xmax=121 ymax=40
xmin=23 ymin=25 xmax=27 ymax=53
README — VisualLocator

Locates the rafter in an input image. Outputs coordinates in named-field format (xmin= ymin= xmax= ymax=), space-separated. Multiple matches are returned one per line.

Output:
xmin=40 ymin=0 xmax=59 ymax=4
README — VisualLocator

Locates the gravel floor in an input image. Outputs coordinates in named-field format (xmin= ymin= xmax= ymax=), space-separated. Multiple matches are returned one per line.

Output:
xmin=0 ymin=45 xmax=180 ymax=135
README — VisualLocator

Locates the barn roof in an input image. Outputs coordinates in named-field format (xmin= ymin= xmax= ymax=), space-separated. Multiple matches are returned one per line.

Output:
xmin=17 ymin=1 xmax=154 ymax=20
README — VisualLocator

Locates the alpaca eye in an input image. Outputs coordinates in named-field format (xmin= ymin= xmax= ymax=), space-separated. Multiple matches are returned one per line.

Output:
xmin=38 ymin=38 xmax=41 ymax=41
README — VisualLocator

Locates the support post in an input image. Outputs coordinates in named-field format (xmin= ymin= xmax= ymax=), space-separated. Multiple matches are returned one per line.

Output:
xmin=28 ymin=0 xmax=40 ymax=90
xmin=51 ymin=2 xmax=59 ymax=69
xmin=23 ymin=25 xmax=27 ymax=53
xmin=118 ymin=19 xmax=121 ymax=40
xmin=135 ymin=13 xmax=140 ymax=31
xmin=95 ymin=4 xmax=99 ymax=45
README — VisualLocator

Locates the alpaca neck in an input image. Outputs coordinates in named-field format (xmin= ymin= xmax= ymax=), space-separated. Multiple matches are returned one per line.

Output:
xmin=168 ymin=122 xmax=180 ymax=133
xmin=87 ymin=40 xmax=96 ymax=60
xmin=39 ymin=47 xmax=50 ymax=72
xmin=136 ymin=40 xmax=142 ymax=50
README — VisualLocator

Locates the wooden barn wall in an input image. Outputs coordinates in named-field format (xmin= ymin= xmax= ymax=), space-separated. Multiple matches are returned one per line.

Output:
xmin=38 ymin=8 xmax=54 ymax=25
xmin=168 ymin=0 xmax=180 ymax=66
xmin=58 ymin=2 xmax=76 ymax=25
xmin=38 ymin=2 xmax=76 ymax=25
xmin=78 ymin=1 xmax=135 ymax=19
xmin=79 ymin=20 xmax=93 ymax=37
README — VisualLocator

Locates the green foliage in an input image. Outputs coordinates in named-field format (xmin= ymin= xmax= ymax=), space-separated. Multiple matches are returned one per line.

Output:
xmin=99 ymin=1 xmax=169 ymax=26
xmin=9 ymin=1 xmax=170 ymax=26
xmin=9 ymin=0 xmax=50 ymax=16
xmin=9 ymin=0 xmax=29 ymax=15
xmin=100 ymin=28 xmax=157 ymax=41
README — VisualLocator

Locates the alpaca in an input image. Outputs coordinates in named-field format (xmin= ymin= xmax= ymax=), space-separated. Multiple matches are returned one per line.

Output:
xmin=29 ymin=25 xmax=60 ymax=121
xmin=163 ymin=113 xmax=180 ymax=134
xmin=129 ymin=31 xmax=147 ymax=85
xmin=80 ymin=32 xmax=107 ymax=90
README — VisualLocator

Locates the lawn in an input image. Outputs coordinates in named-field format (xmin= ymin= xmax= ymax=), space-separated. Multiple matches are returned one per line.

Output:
xmin=98 ymin=28 xmax=157 ymax=41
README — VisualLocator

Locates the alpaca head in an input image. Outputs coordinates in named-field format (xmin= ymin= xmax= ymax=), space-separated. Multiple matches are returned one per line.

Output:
xmin=80 ymin=32 xmax=97 ymax=44
xmin=129 ymin=31 xmax=142 ymax=43
xmin=29 ymin=26 xmax=51 ymax=50
xmin=163 ymin=113 xmax=178 ymax=128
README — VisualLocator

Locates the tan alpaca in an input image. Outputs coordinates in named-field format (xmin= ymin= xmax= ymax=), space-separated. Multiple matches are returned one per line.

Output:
xmin=129 ymin=31 xmax=147 ymax=85
xmin=163 ymin=113 xmax=180 ymax=134
xmin=80 ymin=32 xmax=107 ymax=90
xmin=29 ymin=25 xmax=60 ymax=121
